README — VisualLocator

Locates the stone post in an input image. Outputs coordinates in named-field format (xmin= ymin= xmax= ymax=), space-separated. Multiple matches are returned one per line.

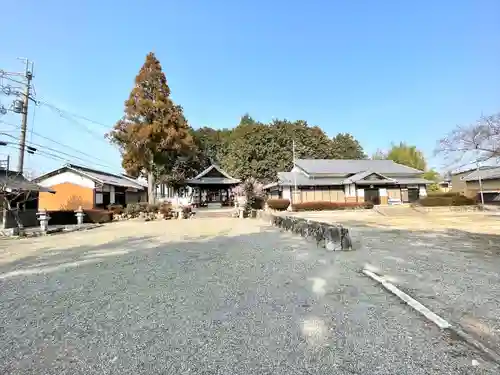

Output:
xmin=75 ymin=206 xmax=85 ymax=226
xmin=37 ymin=209 xmax=50 ymax=233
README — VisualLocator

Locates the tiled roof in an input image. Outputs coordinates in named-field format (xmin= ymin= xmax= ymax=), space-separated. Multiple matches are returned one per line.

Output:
xmin=0 ymin=170 xmax=54 ymax=192
xmin=66 ymin=165 xmax=146 ymax=189
xmin=277 ymin=172 xmax=344 ymax=186
xmin=187 ymin=164 xmax=240 ymax=185
xmin=274 ymin=171 xmax=433 ymax=187
xmin=343 ymin=171 xmax=395 ymax=184
xmin=388 ymin=177 xmax=433 ymax=185
xmin=192 ymin=164 xmax=236 ymax=180
xmin=185 ymin=177 xmax=240 ymax=185
xmin=34 ymin=164 xmax=146 ymax=190
xmin=295 ymin=159 xmax=423 ymax=175
xmin=462 ymin=167 xmax=500 ymax=181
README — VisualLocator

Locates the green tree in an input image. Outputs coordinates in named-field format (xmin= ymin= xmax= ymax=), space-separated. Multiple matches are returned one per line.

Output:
xmin=220 ymin=116 xmax=365 ymax=182
xmin=422 ymin=169 xmax=440 ymax=181
xmin=107 ymin=52 xmax=194 ymax=202
xmin=192 ymin=126 xmax=232 ymax=165
xmin=330 ymin=133 xmax=366 ymax=159
xmin=386 ymin=142 xmax=427 ymax=171
xmin=422 ymin=169 xmax=441 ymax=192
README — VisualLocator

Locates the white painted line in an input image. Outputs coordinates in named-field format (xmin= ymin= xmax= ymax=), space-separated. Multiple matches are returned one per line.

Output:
xmin=362 ymin=269 xmax=451 ymax=329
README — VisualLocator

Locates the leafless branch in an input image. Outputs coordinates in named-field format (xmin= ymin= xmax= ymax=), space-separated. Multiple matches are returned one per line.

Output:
xmin=435 ymin=112 xmax=500 ymax=168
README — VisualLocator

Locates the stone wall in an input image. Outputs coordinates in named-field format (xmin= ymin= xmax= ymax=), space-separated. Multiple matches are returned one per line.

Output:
xmin=263 ymin=213 xmax=353 ymax=251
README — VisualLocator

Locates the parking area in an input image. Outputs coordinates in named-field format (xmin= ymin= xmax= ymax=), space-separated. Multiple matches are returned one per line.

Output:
xmin=0 ymin=218 xmax=497 ymax=373
xmin=289 ymin=208 xmax=500 ymax=357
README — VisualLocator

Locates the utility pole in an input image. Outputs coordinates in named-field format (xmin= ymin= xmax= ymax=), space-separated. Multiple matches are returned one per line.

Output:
xmin=0 ymin=58 xmax=35 ymax=174
xmin=476 ymin=161 xmax=485 ymax=206
xmin=17 ymin=59 xmax=33 ymax=174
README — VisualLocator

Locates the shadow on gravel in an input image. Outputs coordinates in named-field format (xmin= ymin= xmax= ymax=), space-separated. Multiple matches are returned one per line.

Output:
xmin=0 ymin=223 xmax=498 ymax=374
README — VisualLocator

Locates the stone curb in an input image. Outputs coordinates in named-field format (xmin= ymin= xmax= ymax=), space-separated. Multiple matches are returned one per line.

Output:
xmin=262 ymin=213 xmax=353 ymax=251
xmin=10 ymin=224 xmax=103 ymax=239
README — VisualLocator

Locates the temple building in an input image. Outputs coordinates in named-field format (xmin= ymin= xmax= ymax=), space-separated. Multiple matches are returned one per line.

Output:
xmin=156 ymin=164 xmax=240 ymax=207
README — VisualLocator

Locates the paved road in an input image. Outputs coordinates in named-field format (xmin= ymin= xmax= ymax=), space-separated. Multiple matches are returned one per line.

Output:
xmin=0 ymin=219 xmax=497 ymax=374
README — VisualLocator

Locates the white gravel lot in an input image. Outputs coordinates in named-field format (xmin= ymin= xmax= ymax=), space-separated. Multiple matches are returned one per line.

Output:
xmin=0 ymin=218 xmax=498 ymax=374
xmin=291 ymin=210 xmax=500 ymax=359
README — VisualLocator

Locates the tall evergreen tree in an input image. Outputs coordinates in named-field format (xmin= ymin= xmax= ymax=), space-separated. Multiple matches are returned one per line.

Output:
xmin=330 ymin=133 xmax=366 ymax=159
xmin=107 ymin=52 xmax=194 ymax=202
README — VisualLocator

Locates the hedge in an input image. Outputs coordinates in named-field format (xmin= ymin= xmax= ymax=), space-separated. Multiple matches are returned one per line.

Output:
xmin=107 ymin=204 xmax=124 ymax=214
xmin=267 ymin=199 xmax=290 ymax=211
xmin=418 ymin=193 xmax=476 ymax=207
xmin=48 ymin=209 xmax=113 ymax=225
xmin=292 ymin=201 xmax=374 ymax=211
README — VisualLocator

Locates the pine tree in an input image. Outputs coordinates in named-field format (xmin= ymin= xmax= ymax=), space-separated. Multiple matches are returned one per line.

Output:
xmin=107 ymin=52 xmax=194 ymax=203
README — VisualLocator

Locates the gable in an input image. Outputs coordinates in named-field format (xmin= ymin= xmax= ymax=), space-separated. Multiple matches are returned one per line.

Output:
xmin=203 ymin=167 xmax=226 ymax=178
xmin=362 ymin=173 xmax=386 ymax=181
xmin=37 ymin=170 xmax=96 ymax=189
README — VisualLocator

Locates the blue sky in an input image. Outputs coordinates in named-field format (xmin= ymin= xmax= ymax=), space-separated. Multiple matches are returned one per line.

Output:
xmin=0 ymin=0 xmax=499 ymax=176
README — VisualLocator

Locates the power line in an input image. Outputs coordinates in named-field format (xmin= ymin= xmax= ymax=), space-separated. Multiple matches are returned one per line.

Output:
xmin=1 ymin=142 xmax=123 ymax=175
xmin=36 ymin=101 xmax=113 ymax=144
xmin=0 ymin=119 xmax=117 ymax=167
xmin=37 ymin=100 xmax=110 ymax=129
xmin=0 ymin=131 xmax=119 ymax=171
xmin=38 ymin=103 xmax=108 ymax=141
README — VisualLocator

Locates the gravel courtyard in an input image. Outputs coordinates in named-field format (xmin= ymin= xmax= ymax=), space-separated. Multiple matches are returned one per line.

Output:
xmin=0 ymin=218 xmax=498 ymax=374
xmin=290 ymin=209 xmax=500 ymax=359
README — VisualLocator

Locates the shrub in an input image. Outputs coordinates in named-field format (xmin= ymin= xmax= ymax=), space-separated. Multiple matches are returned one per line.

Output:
xmin=146 ymin=203 xmax=159 ymax=213
xmin=451 ymin=194 xmax=476 ymax=206
xmin=138 ymin=202 xmax=149 ymax=212
xmin=291 ymin=201 xmax=373 ymax=211
xmin=107 ymin=204 xmax=124 ymax=214
xmin=427 ymin=191 xmax=460 ymax=198
xmin=124 ymin=203 xmax=140 ymax=217
xmin=85 ymin=209 xmax=113 ymax=223
xmin=158 ymin=202 xmax=173 ymax=219
xmin=364 ymin=201 xmax=375 ymax=209
xmin=48 ymin=210 xmax=78 ymax=225
xmin=251 ymin=196 xmax=266 ymax=210
xmin=267 ymin=199 xmax=290 ymax=211
xmin=47 ymin=209 xmax=113 ymax=225
xmin=418 ymin=194 xmax=476 ymax=207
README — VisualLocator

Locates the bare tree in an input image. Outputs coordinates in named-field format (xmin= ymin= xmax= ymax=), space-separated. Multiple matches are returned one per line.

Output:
xmin=436 ymin=112 xmax=500 ymax=166
xmin=0 ymin=170 xmax=36 ymax=230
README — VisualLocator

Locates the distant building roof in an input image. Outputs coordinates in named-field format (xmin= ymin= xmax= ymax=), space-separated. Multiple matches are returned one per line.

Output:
xmin=275 ymin=170 xmax=432 ymax=187
xmin=294 ymin=159 xmax=424 ymax=175
xmin=0 ymin=169 xmax=54 ymax=192
xmin=34 ymin=164 xmax=146 ymax=190
xmin=185 ymin=164 xmax=240 ymax=185
xmin=462 ymin=167 xmax=500 ymax=182
xmin=277 ymin=172 xmax=344 ymax=187
xmin=451 ymin=165 xmax=497 ymax=176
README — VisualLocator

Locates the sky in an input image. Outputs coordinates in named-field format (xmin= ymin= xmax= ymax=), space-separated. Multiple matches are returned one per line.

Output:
xmin=0 ymin=0 xmax=499 ymax=177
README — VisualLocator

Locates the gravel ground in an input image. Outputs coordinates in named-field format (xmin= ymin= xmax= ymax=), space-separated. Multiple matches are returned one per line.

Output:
xmin=291 ymin=210 xmax=500 ymax=358
xmin=0 ymin=218 xmax=497 ymax=374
